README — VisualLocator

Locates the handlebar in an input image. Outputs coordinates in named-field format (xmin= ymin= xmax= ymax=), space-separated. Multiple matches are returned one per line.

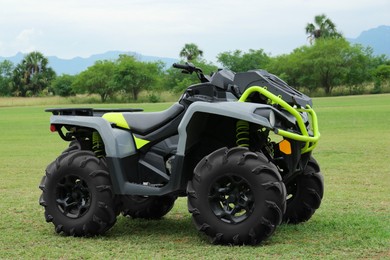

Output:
xmin=172 ymin=62 xmax=209 ymax=83
xmin=172 ymin=63 xmax=193 ymax=70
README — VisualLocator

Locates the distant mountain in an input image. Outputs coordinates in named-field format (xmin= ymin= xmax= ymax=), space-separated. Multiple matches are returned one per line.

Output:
xmin=0 ymin=51 xmax=178 ymax=75
xmin=348 ymin=25 xmax=390 ymax=57
xmin=2 ymin=26 xmax=388 ymax=75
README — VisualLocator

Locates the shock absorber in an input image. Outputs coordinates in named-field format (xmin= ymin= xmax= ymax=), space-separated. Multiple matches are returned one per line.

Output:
xmin=236 ymin=120 xmax=250 ymax=147
xmin=92 ymin=131 xmax=104 ymax=158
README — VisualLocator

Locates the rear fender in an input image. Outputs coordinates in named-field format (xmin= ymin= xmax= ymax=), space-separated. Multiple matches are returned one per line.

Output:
xmin=50 ymin=115 xmax=136 ymax=158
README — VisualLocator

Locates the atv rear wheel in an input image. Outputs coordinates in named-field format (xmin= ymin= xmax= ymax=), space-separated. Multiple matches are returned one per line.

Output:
xmin=39 ymin=150 xmax=118 ymax=236
xmin=283 ymin=157 xmax=324 ymax=224
xmin=187 ymin=147 xmax=286 ymax=245
xmin=120 ymin=195 xmax=176 ymax=219
xmin=62 ymin=140 xmax=81 ymax=153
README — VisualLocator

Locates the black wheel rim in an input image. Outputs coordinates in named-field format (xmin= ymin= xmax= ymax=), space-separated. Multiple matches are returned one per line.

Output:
xmin=208 ymin=175 xmax=254 ymax=224
xmin=286 ymin=181 xmax=298 ymax=204
xmin=56 ymin=175 xmax=91 ymax=219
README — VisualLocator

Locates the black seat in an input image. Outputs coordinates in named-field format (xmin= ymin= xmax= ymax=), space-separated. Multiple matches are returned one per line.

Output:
xmin=121 ymin=103 xmax=184 ymax=135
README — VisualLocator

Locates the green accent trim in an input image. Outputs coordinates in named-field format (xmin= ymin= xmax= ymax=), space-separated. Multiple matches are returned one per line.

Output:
xmin=239 ymin=86 xmax=320 ymax=154
xmin=133 ymin=136 xmax=150 ymax=149
xmin=102 ymin=113 xmax=149 ymax=149
xmin=102 ymin=113 xmax=130 ymax=129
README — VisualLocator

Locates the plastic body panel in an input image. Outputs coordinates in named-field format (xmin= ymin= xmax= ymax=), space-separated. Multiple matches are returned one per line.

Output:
xmin=50 ymin=115 xmax=136 ymax=158
xmin=234 ymin=70 xmax=312 ymax=107
xmin=177 ymin=101 xmax=274 ymax=156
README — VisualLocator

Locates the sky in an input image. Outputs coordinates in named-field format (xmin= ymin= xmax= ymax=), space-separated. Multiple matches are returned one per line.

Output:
xmin=0 ymin=0 xmax=389 ymax=62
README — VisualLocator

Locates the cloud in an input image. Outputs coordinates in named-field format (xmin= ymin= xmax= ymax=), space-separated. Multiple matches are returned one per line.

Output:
xmin=15 ymin=29 xmax=43 ymax=53
xmin=0 ymin=0 xmax=388 ymax=59
xmin=16 ymin=29 xmax=35 ymax=44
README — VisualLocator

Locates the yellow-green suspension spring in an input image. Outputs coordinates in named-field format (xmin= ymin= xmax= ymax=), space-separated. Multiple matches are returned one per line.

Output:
xmin=236 ymin=120 xmax=250 ymax=147
xmin=92 ymin=132 xmax=104 ymax=158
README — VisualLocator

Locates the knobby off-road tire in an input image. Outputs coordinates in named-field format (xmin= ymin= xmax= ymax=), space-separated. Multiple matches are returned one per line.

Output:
xmin=39 ymin=150 xmax=118 ymax=236
xmin=283 ymin=157 xmax=324 ymax=224
xmin=65 ymin=140 xmax=122 ymax=217
xmin=187 ymin=147 xmax=286 ymax=245
xmin=62 ymin=140 xmax=81 ymax=153
xmin=121 ymin=195 xmax=176 ymax=219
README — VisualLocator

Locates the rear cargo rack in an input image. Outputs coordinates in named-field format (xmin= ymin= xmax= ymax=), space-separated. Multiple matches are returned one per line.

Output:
xmin=45 ymin=108 xmax=143 ymax=117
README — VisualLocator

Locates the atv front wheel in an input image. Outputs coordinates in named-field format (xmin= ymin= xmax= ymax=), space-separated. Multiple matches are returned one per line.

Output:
xmin=120 ymin=195 xmax=176 ymax=219
xmin=283 ymin=157 xmax=324 ymax=224
xmin=187 ymin=147 xmax=286 ymax=245
xmin=39 ymin=150 xmax=118 ymax=236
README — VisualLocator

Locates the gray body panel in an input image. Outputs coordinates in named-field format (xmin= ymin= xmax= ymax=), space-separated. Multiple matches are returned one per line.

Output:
xmin=50 ymin=116 xmax=136 ymax=158
xmin=177 ymin=101 xmax=273 ymax=156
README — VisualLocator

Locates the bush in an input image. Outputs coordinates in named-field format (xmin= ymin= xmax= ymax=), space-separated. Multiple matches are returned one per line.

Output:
xmin=148 ymin=93 xmax=161 ymax=103
xmin=51 ymin=74 xmax=76 ymax=97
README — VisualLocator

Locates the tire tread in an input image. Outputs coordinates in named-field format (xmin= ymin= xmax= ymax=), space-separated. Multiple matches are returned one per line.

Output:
xmin=187 ymin=147 xmax=286 ymax=245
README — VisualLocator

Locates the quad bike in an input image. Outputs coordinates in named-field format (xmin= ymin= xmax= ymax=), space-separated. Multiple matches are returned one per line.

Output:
xmin=39 ymin=63 xmax=323 ymax=245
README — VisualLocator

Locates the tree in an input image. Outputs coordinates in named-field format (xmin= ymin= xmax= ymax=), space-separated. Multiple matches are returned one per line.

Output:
xmin=305 ymin=14 xmax=342 ymax=44
xmin=374 ymin=64 xmax=390 ymax=81
xmin=179 ymin=43 xmax=204 ymax=61
xmin=72 ymin=60 xmax=118 ymax=102
xmin=343 ymin=45 xmax=378 ymax=94
xmin=217 ymin=49 xmax=270 ymax=72
xmin=267 ymin=38 xmax=377 ymax=95
xmin=305 ymin=38 xmax=377 ymax=94
xmin=372 ymin=64 xmax=390 ymax=93
xmin=115 ymin=55 xmax=163 ymax=100
xmin=0 ymin=60 xmax=14 ymax=96
xmin=266 ymin=51 xmax=307 ymax=91
xmin=11 ymin=51 xmax=56 ymax=96
xmin=51 ymin=74 xmax=76 ymax=97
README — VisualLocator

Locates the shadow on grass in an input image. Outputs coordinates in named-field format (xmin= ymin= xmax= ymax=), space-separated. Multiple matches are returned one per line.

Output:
xmin=105 ymin=214 xmax=203 ymax=244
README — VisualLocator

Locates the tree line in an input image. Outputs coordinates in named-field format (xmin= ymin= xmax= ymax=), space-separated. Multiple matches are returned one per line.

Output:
xmin=1 ymin=14 xmax=389 ymax=100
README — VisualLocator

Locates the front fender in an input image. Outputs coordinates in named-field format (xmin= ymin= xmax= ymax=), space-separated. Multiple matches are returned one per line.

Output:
xmin=176 ymin=102 xmax=274 ymax=156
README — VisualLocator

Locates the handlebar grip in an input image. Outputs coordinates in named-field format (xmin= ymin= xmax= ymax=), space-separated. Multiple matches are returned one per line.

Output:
xmin=172 ymin=63 xmax=191 ymax=70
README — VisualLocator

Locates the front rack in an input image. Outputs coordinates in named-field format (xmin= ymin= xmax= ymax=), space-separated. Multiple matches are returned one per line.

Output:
xmin=239 ymin=86 xmax=320 ymax=154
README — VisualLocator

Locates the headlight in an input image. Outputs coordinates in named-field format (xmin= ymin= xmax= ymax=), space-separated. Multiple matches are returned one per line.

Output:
xmin=269 ymin=110 xmax=275 ymax=127
xmin=254 ymin=108 xmax=276 ymax=128
xmin=300 ymin=112 xmax=309 ymax=123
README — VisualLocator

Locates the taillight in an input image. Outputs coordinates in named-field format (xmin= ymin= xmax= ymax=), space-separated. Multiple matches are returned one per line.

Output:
xmin=50 ymin=124 xmax=57 ymax=132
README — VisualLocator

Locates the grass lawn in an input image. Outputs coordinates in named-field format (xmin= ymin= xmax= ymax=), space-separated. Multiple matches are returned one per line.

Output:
xmin=0 ymin=94 xmax=389 ymax=259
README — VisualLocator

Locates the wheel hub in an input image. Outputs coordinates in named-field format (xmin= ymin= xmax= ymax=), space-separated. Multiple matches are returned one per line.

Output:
xmin=56 ymin=175 xmax=91 ymax=219
xmin=208 ymin=175 xmax=254 ymax=224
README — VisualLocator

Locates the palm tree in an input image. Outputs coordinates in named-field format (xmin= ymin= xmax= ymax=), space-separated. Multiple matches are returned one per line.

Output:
xmin=306 ymin=14 xmax=342 ymax=44
xmin=179 ymin=43 xmax=204 ymax=61
xmin=12 ymin=51 xmax=55 ymax=96
xmin=23 ymin=51 xmax=48 ymax=76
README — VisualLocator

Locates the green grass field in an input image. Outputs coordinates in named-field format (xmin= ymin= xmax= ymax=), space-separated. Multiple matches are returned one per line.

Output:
xmin=0 ymin=94 xmax=389 ymax=259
